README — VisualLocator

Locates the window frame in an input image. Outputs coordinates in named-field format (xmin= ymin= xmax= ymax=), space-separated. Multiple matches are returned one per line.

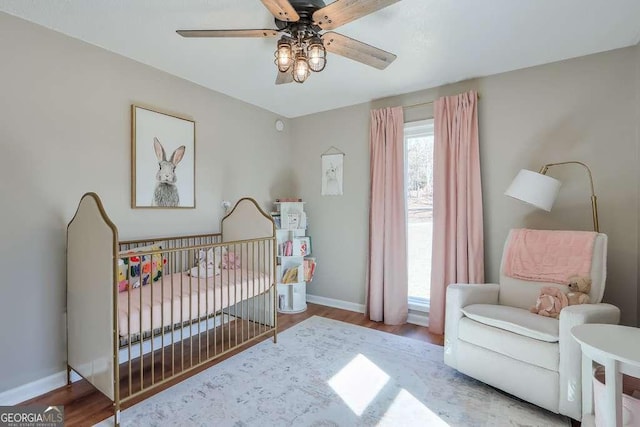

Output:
xmin=404 ymin=119 xmax=434 ymax=313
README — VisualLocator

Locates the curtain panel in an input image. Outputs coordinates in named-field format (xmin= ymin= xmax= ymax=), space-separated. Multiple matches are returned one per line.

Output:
xmin=429 ymin=91 xmax=484 ymax=335
xmin=367 ymin=106 xmax=408 ymax=325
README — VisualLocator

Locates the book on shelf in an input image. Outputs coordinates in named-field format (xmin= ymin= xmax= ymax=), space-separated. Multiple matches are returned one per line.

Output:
xmin=304 ymin=257 xmax=316 ymax=282
xmin=281 ymin=266 xmax=299 ymax=284
xmin=278 ymin=240 xmax=294 ymax=257
xmin=271 ymin=213 xmax=281 ymax=229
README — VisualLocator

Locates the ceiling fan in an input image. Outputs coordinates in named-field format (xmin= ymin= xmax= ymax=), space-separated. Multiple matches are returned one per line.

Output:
xmin=177 ymin=0 xmax=401 ymax=84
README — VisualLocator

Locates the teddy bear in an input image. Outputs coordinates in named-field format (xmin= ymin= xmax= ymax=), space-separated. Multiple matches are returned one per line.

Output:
xmin=530 ymin=286 xmax=568 ymax=319
xmin=566 ymin=275 xmax=591 ymax=306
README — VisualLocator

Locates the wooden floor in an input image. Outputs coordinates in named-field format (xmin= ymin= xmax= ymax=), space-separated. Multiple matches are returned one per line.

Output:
xmin=21 ymin=304 xmax=442 ymax=426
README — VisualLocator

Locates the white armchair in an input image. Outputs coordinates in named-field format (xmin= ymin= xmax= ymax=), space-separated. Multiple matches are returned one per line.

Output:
xmin=444 ymin=231 xmax=620 ymax=421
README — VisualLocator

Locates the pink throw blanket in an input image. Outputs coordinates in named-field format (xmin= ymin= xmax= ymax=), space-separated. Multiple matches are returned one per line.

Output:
xmin=504 ymin=229 xmax=597 ymax=284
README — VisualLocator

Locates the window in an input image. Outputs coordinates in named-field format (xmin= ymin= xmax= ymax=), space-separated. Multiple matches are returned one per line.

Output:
xmin=404 ymin=119 xmax=434 ymax=310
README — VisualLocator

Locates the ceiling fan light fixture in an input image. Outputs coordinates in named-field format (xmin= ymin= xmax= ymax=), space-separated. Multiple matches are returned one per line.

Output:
xmin=179 ymin=0 xmax=400 ymax=86
xmin=275 ymin=39 xmax=293 ymax=72
xmin=292 ymin=53 xmax=310 ymax=83
xmin=307 ymin=37 xmax=326 ymax=72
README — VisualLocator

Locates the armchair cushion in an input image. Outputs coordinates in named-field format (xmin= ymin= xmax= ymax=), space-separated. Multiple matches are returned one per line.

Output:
xmin=458 ymin=317 xmax=559 ymax=371
xmin=462 ymin=304 xmax=559 ymax=342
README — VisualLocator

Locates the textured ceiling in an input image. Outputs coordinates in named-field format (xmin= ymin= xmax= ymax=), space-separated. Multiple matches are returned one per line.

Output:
xmin=2 ymin=0 xmax=640 ymax=118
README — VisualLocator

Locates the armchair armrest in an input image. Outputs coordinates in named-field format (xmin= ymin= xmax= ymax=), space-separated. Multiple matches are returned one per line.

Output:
xmin=558 ymin=303 xmax=621 ymax=420
xmin=444 ymin=283 xmax=500 ymax=369
xmin=446 ymin=283 xmax=500 ymax=309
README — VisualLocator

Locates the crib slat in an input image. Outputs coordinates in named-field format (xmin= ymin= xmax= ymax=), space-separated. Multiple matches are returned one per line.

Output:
xmin=205 ymin=248 xmax=210 ymax=361
xmin=160 ymin=250 xmax=164 ymax=382
xmin=197 ymin=250 xmax=202 ymax=365
xmin=151 ymin=257 xmax=155 ymax=387
xmin=253 ymin=241 xmax=257 ymax=339
xmin=241 ymin=242 xmax=245 ymax=344
xmin=226 ymin=246 xmax=231 ymax=351
xmin=181 ymin=248 xmax=185 ymax=374
xmin=138 ymin=257 xmax=144 ymax=392
xmin=189 ymin=249 xmax=193 ymax=369
xmin=127 ymin=258 xmax=132 ymax=397
xmin=170 ymin=250 xmax=175 ymax=378
xmin=261 ymin=240 xmax=266 ymax=334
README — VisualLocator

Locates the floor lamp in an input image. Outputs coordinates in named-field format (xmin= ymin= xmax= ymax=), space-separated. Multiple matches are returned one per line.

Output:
xmin=504 ymin=161 xmax=600 ymax=232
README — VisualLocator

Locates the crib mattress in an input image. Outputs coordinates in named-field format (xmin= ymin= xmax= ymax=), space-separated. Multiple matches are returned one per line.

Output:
xmin=118 ymin=269 xmax=271 ymax=337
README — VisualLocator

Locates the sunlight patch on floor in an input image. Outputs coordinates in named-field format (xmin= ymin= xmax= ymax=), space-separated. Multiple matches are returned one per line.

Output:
xmin=378 ymin=389 xmax=449 ymax=426
xmin=328 ymin=354 xmax=390 ymax=416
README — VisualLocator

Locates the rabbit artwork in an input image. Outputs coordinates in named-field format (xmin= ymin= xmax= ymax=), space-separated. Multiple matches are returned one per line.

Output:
xmin=153 ymin=137 xmax=186 ymax=207
xmin=324 ymin=162 xmax=341 ymax=195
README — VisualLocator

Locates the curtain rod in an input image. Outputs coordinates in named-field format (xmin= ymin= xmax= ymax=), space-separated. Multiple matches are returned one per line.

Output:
xmin=403 ymin=93 xmax=481 ymax=110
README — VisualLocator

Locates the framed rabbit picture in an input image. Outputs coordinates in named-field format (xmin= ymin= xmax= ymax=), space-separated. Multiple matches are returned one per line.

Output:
xmin=131 ymin=105 xmax=196 ymax=208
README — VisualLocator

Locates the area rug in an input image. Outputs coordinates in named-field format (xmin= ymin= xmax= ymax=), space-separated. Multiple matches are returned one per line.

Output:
xmin=96 ymin=316 xmax=569 ymax=426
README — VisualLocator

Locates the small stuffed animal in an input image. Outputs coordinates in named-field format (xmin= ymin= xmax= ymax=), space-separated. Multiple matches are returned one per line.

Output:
xmin=531 ymin=286 xmax=568 ymax=319
xmin=567 ymin=275 xmax=591 ymax=306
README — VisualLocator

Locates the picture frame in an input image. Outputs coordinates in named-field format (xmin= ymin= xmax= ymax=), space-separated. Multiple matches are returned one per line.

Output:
xmin=295 ymin=236 xmax=312 ymax=256
xmin=131 ymin=104 xmax=196 ymax=208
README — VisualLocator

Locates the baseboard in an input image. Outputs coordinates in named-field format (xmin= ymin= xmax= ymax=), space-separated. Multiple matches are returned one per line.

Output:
xmin=407 ymin=312 xmax=429 ymax=327
xmin=0 ymin=370 xmax=82 ymax=406
xmin=305 ymin=294 xmax=365 ymax=313
xmin=306 ymin=295 xmax=430 ymax=327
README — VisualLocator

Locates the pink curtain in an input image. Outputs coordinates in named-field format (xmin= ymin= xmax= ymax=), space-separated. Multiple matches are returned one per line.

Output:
xmin=367 ymin=106 xmax=408 ymax=325
xmin=429 ymin=91 xmax=484 ymax=335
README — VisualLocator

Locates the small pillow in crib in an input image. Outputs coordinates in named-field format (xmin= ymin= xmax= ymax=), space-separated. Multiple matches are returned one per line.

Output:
xmin=120 ymin=245 xmax=165 ymax=287
xmin=222 ymin=252 xmax=241 ymax=269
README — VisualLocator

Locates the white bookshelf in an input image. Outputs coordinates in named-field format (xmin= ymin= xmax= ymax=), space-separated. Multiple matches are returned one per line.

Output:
xmin=273 ymin=201 xmax=309 ymax=314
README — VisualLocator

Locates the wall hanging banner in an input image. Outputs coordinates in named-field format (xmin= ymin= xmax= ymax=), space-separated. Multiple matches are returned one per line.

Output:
xmin=321 ymin=147 xmax=345 ymax=196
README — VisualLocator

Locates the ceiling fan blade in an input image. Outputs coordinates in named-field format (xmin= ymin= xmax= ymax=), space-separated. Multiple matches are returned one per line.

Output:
xmin=276 ymin=70 xmax=294 ymax=85
xmin=260 ymin=0 xmax=300 ymax=22
xmin=321 ymin=32 xmax=396 ymax=70
xmin=176 ymin=29 xmax=279 ymax=38
xmin=313 ymin=0 xmax=401 ymax=30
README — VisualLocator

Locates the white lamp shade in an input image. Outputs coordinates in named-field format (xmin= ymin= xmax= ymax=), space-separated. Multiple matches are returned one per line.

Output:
xmin=505 ymin=169 xmax=562 ymax=212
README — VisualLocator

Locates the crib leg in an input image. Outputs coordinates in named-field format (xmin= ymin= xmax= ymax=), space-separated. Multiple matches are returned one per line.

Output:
xmin=66 ymin=365 xmax=72 ymax=386
xmin=273 ymin=329 xmax=277 ymax=344
xmin=114 ymin=403 xmax=121 ymax=427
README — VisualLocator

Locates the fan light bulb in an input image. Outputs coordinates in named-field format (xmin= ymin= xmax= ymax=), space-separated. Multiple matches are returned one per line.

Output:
xmin=307 ymin=39 xmax=326 ymax=72
xmin=275 ymin=41 xmax=293 ymax=72
xmin=293 ymin=55 xmax=310 ymax=83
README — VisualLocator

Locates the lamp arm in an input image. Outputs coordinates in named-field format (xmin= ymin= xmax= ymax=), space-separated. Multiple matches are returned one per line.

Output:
xmin=539 ymin=161 xmax=599 ymax=232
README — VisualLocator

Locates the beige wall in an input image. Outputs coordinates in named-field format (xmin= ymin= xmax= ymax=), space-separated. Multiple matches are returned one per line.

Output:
xmin=291 ymin=103 xmax=372 ymax=305
xmin=293 ymin=46 xmax=640 ymax=326
xmin=0 ymin=13 xmax=291 ymax=393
